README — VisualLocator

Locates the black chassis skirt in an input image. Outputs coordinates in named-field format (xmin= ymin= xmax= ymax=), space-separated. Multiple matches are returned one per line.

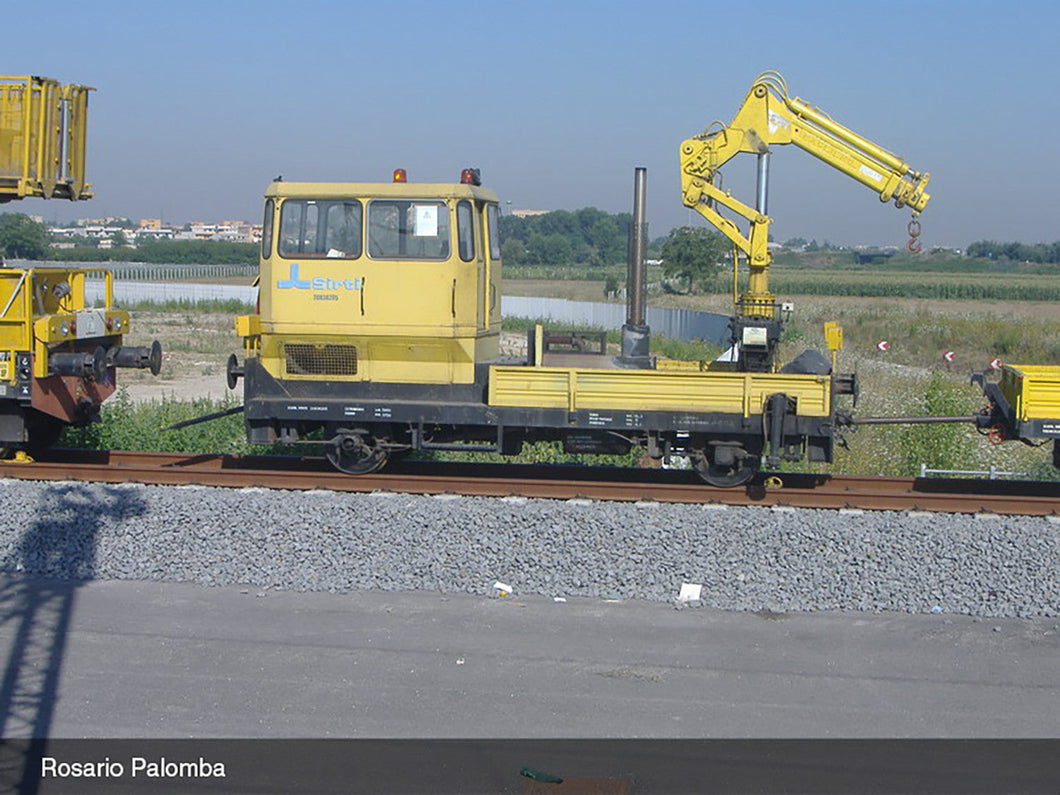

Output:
xmin=241 ymin=358 xmax=834 ymax=455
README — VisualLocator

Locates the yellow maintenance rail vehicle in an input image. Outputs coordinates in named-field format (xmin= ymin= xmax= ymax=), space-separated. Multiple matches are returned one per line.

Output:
xmin=230 ymin=167 xmax=855 ymax=486
xmin=0 ymin=76 xmax=161 ymax=455
xmin=974 ymin=365 xmax=1060 ymax=470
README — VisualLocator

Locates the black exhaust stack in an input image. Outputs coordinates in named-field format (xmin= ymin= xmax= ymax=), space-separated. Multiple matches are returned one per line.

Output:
xmin=620 ymin=167 xmax=652 ymax=368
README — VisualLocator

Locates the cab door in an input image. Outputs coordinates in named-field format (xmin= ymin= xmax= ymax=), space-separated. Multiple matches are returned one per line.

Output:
xmin=483 ymin=203 xmax=501 ymax=330
xmin=456 ymin=199 xmax=487 ymax=334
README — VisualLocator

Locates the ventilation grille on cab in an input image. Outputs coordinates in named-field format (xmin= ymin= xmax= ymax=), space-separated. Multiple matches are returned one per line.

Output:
xmin=284 ymin=344 xmax=358 ymax=376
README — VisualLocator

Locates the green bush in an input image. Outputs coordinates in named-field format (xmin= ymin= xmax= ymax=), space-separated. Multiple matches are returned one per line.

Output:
xmin=61 ymin=391 xmax=251 ymax=454
xmin=893 ymin=373 xmax=979 ymax=475
xmin=49 ymin=240 xmax=258 ymax=265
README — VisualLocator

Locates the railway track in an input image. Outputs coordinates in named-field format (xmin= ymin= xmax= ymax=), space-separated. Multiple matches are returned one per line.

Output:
xmin=1 ymin=449 xmax=1058 ymax=515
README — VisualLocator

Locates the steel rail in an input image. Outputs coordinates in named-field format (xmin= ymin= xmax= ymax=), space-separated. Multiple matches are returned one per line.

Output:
xmin=0 ymin=450 xmax=1057 ymax=515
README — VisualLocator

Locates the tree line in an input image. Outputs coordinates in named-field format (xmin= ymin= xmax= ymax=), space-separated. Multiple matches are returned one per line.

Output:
xmin=498 ymin=208 xmax=731 ymax=293
xmin=49 ymin=239 xmax=259 ymax=265
xmin=965 ymin=240 xmax=1060 ymax=264
xmin=0 ymin=213 xmax=257 ymax=264
xmin=499 ymin=207 xmax=638 ymax=266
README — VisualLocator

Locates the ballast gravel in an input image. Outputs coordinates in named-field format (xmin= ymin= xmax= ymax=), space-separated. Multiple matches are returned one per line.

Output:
xmin=0 ymin=478 xmax=1056 ymax=618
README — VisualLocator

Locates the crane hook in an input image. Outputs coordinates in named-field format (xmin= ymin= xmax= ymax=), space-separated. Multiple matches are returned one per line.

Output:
xmin=907 ymin=215 xmax=923 ymax=254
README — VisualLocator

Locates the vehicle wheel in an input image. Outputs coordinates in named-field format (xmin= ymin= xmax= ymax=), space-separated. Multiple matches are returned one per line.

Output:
xmin=694 ymin=447 xmax=758 ymax=487
xmin=325 ymin=431 xmax=389 ymax=475
xmin=24 ymin=413 xmax=66 ymax=457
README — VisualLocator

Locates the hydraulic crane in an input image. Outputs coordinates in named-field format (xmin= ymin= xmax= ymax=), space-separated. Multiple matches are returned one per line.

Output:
xmin=680 ymin=71 xmax=930 ymax=370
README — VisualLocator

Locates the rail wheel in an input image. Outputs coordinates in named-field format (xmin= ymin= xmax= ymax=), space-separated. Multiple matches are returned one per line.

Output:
xmin=325 ymin=430 xmax=389 ymax=475
xmin=693 ymin=445 xmax=758 ymax=488
xmin=24 ymin=411 xmax=65 ymax=457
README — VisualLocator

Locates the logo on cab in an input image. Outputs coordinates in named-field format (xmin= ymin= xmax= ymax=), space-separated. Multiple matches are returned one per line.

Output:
xmin=277 ymin=263 xmax=362 ymax=292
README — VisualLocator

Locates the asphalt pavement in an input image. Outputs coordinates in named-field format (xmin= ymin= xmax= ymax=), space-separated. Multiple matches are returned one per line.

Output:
xmin=1 ymin=575 xmax=1056 ymax=739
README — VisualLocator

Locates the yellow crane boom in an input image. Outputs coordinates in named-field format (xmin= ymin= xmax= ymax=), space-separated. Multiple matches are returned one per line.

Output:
xmin=680 ymin=71 xmax=930 ymax=332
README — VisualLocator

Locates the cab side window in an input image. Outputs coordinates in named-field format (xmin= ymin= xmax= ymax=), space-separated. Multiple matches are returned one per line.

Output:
xmin=261 ymin=199 xmax=274 ymax=259
xmin=324 ymin=202 xmax=363 ymax=258
xmin=486 ymin=204 xmax=501 ymax=259
xmin=279 ymin=200 xmax=319 ymax=257
xmin=278 ymin=200 xmax=362 ymax=258
xmin=367 ymin=200 xmax=450 ymax=259
xmin=457 ymin=200 xmax=475 ymax=262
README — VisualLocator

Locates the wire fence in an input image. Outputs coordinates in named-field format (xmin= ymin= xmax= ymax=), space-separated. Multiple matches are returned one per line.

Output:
xmin=84 ymin=280 xmax=257 ymax=305
xmin=62 ymin=275 xmax=733 ymax=343
xmin=13 ymin=260 xmax=258 ymax=281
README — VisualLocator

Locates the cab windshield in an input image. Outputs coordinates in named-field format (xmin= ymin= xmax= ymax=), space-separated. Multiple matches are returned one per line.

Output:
xmin=278 ymin=199 xmax=362 ymax=259
xmin=367 ymin=200 xmax=450 ymax=259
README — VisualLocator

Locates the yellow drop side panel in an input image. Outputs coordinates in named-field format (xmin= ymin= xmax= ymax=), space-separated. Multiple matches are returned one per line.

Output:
xmin=0 ymin=76 xmax=92 ymax=202
xmin=1000 ymin=365 xmax=1060 ymax=422
xmin=489 ymin=366 xmax=831 ymax=417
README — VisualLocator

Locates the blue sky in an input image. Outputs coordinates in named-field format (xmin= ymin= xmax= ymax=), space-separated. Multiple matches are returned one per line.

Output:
xmin=8 ymin=0 xmax=1058 ymax=248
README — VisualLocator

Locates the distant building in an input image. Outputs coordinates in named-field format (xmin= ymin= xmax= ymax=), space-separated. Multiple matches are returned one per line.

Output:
xmin=76 ymin=225 xmax=127 ymax=240
xmin=510 ymin=209 xmax=550 ymax=218
xmin=853 ymin=250 xmax=896 ymax=265
xmin=48 ymin=226 xmax=82 ymax=239
xmin=76 ymin=216 xmax=132 ymax=227
xmin=49 ymin=216 xmax=259 ymax=245
xmin=136 ymin=227 xmax=175 ymax=241
xmin=174 ymin=221 xmax=257 ymax=243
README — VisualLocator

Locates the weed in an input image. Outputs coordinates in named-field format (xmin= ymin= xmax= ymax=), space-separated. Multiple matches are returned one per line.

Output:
xmin=61 ymin=391 xmax=251 ymax=454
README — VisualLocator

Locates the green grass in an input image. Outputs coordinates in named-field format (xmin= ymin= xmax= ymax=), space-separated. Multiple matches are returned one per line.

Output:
xmin=838 ymin=370 xmax=1054 ymax=479
xmin=786 ymin=303 xmax=1060 ymax=367
xmin=59 ymin=391 xmax=642 ymax=469
xmin=114 ymin=298 xmax=253 ymax=313
xmin=770 ymin=250 xmax=1060 ymax=274
xmin=767 ymin=268 xmax=1060 ymax=301
xmin=409 ymin=440 xmax=641 ymax=468
xmin=61 ymin=391 xmax=253 ymax=454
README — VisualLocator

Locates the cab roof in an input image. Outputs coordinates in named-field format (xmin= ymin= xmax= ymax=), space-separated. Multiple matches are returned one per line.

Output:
xmin=264 ymin=181 xmax=500 ymax=203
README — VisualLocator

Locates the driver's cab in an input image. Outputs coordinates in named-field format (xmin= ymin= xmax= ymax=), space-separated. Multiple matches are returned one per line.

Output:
xmin=238 ymin=169 xmax=503 ymax=385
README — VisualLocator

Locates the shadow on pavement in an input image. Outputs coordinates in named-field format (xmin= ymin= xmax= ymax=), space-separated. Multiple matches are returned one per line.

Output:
xmin=0 ymin=483 xmax=145 ymax=794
